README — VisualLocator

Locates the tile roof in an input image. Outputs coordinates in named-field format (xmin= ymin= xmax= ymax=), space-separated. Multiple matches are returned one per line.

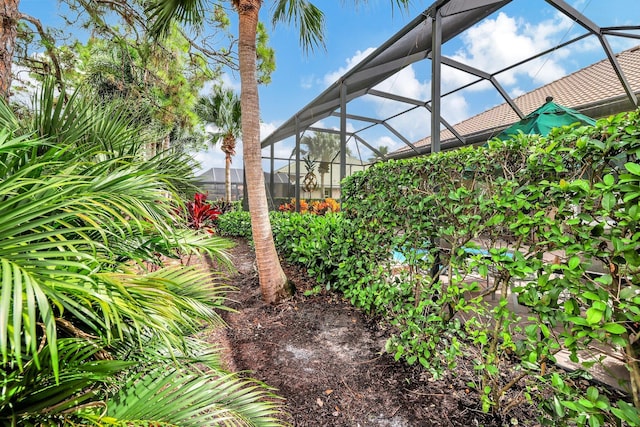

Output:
xmin=394 ymin=45 xmax=640 ymax=156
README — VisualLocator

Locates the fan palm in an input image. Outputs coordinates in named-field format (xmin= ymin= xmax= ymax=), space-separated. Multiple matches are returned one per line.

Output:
xmin=196 ymin=85 xmax=242 ymax=202
xmin=0 ymin=80 xmax=284 ymax=426
xmin=146 ymin=0 xmax=410 ymax=304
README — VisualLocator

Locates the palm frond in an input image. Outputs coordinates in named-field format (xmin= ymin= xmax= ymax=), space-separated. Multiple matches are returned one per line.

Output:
xmin=0 ymin=71 xmax=280 ymax=426
xmin=146 ymin=0 xmax=207 ymax=39
xmin=0 ymin=98 xmax=21 ymax=133
xmin=109 ymin=334 xmax=224 ymax=373
xmin=105 ymin=366 xmax=284 ymax=427
xmin=32 ymin=79 xmax=94 ymax=148
xmin=0 ymin=338 xmax=132 ymax=425
xmin=272 ymin=0 xmax=326 ymax=54
xmin=96 ymin=264 xmax=230 ymax=337
xmin=0 ymin=146 xmax=230 ymax=376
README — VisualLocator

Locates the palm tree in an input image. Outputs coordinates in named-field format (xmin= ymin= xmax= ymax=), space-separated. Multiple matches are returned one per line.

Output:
xmin=0 ymin=80 xmax=283 ymax=426
xmin=196 ymin=85 xmax=242 ymax=202
xmin=146 ymin=0 xmax=410 ymax=304
xmin=301 ymin=132 xmax=344 ymax=197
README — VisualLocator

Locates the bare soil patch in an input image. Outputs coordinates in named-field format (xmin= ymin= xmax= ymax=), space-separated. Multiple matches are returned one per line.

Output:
xmin=210 ymin=238 xmax=544 ymax=426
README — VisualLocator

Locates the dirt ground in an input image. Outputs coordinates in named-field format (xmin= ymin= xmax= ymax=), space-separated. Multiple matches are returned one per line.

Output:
xmin=206 ymin=238 xmax=545 ymax=427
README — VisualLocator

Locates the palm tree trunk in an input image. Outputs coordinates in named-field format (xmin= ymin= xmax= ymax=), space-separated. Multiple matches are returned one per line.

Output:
xmin=225 ymin=153 xmax=232 ymax=202
xmin=237 ymin=0 xmax=291 ymax=304
xmin=0 ymin=0 xmax=20 ymax=102
xmin=162 ymin=133 xmax=170 ymax=152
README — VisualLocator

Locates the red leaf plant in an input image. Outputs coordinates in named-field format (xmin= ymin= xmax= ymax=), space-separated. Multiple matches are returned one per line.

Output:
xmin=185 ymin=193 xmax=222 ymax=231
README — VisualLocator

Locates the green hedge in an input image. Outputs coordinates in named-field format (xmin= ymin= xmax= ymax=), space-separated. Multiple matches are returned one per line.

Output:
xmin=217 ymin=109 xmax=640 ymax=425
xmin=339 ymin=110 xmax=640 ymax=425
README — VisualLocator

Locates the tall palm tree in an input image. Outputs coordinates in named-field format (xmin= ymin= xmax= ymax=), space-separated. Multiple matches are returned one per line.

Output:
xmin=301 ymin=132 xmax=344 ymax=197
xmin=146 ymin=0 xmax=410 ymax=304
xmin=0 ymin=80 xmax=283 ymax=426
xmin=196 ymin=85 xmax=241 ymax=202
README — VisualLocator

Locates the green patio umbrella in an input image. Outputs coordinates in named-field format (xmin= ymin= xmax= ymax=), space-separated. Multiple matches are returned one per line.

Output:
xmin=496 ymin=97 xmax=596 ymax=140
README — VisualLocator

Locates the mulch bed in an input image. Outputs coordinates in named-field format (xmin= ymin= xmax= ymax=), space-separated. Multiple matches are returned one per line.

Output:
xmin=206 ymin=238 xmax=547 ymax=426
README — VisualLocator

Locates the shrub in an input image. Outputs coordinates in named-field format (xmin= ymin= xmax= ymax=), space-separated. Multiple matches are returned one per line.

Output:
xmin=216 ymin=210 xmax=252 ymax=238
xmin=278 ymin=198 xmax=309 ymax=213
xmin=273 ymin=109 xmax=640 ymax=425
xmin=278 ymin=197 xmax=340 ymax=215
xmin=270 ymin=212 xmax=345 ymax=286
xmin=183 ymin=193 xmax=222 ymax=230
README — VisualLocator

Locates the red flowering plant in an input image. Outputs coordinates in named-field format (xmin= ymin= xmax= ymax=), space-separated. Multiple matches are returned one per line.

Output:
xmin=184 ymin=193 xmax=222 ymax=232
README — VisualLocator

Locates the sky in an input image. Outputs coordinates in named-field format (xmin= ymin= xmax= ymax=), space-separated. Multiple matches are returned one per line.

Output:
xmin=18 ymin=0 xmax=640 ymax=174
xmin=198 ymin=0 xmax=640 ymax=174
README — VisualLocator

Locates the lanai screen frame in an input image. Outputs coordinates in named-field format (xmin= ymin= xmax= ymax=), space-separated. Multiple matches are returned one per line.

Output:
xmin=260 ymin=0 xmax=640 ymax=205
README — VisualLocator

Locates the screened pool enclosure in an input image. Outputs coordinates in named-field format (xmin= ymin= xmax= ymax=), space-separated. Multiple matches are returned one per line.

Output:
xmin=260 ymin=0 xmax=640 ymax=205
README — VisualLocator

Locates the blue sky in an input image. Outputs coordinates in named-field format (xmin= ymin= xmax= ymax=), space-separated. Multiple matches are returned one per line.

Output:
xmin=203 ymin=0 xmax=640 ymax=173
xmin=17 ymin=0 xmax=640 ymax=173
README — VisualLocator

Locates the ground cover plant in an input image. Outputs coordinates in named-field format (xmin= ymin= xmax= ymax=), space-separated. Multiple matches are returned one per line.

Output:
xmin=218 ymin=108 xmax=640 ymax=426
xmin=0 ymin=81 xmax=282 ymax=426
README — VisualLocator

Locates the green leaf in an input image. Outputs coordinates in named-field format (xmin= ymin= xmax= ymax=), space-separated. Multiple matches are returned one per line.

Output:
xmin=582 ymin=291 xmax=600 ymax=301
xmin=601 ymin=323 xmax=627 ymax=334
xmin=571 ymin=179 xmax=591 ymax=193
xmin=625 ymin=162 xmax=640 ymax=176
xmin=553 ymin=396 xmax=564 ymax=417
xmin=585 ymin=307 xmax=603 ymax=325
xmin=620 ymin=286 xmax=640 ymax=300
xmin=568 ymin=256 xmax=581 ymax=270
xmin=561 ymin=400 xmax=580 ymax=412
xmin=601 ymin=192 xmax=616 ymax=211
xmin=611 ymin=400 xmax=640 ymax=424
xmin=578 ymin=398 xmax=595 ymax=408
xmin=595 ymin=274 xmax=612 ymax=285
xmin=570 ymin=316 xmax=589 ymax=326
xmin=592 ymin=300 xmax=607 ymax=311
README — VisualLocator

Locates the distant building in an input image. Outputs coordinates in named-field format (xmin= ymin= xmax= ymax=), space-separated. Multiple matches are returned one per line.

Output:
xmin=195 ymin=168 xmax=291 ymax=206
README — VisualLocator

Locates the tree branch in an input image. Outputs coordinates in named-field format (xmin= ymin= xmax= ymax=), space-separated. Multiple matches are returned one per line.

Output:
xmin=19 ymin=12 xmax=66 ymax=98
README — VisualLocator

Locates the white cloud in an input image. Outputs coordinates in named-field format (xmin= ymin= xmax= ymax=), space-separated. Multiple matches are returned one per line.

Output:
xmin=439 ymin=93 xmax=469 ymax=127
xmin=365 ymin=135 xmax=403 ymax=154
xmin=10 ymin=65 xmax=38 ymax=107
xmin=194 ymin=117 xmax=279 ymax=174
xmin=374 ymin=64 xmax=429 ymax=101
xmin=320 ymin=49 xmax=472 ymax=143
xmin=370 ymin=62 xmax=434 ymax=140
xmin=324 ymin=48 xmax=376 ymax=86
xmin=449 ymin=11 xmax=574 ymax=88
xmin=300 ymin=74 xmax=316 ymax=90
xmin=193 ymin=147 xmax=226 ymax=173
xmin=311 ymin=8 xmax=602 ymax=148
xmin=199 ymin=73 xmax=241 ymax=96
xmin=509 ymin=87 xmax=525 ymax=98
xmin=260 ymin=121 xmax=278 ymax=140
